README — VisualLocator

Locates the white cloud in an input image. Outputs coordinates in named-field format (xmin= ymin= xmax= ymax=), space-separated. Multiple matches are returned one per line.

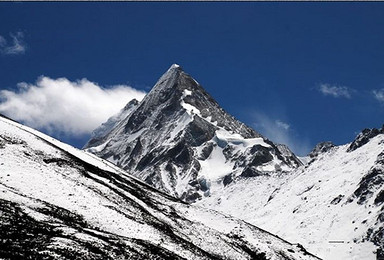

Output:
xmin=275 ymin=120 xmax=290 ymax=130
xmin=0 ymin=77 xmax=146 ymax=136
xmin=318 ymin=83 xmax=352 ymax=98
xmin=252 ymin=112 xmax=310 ymax=156
xmin=0 ymin=36 xmax=6 ymax=47
xmin=0 ymin=32 xmax=26 ymax=55
xmin=373 ymin=89 xmax=384 ymax=102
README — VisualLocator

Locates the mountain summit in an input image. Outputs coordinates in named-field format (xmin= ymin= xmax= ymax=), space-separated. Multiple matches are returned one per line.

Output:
xmin=85 ymin=64 xmax=302 ymax=202
xmin=122 ymin=63 xmax=258 ymax=138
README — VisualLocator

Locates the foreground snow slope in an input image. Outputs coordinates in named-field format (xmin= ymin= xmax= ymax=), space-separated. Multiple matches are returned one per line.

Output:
xmin=198 ymin=130 xmax=384 ymax=260
xmin=0 ymin=115 xmax=319 ymax=260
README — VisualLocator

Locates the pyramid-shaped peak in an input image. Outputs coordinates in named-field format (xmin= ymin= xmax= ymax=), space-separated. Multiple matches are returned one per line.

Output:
xmin=150 ymin=64 xmax=197 ymax=95
xmin=162 ymin=63 xmax=183 ymax=76
xmin=170 ymin=63 xmax=181 ymax=69
xmin=129 ymin=64 xmax=260 ymax=139
xmin=84 ymin=65 xmax=302 ymax=201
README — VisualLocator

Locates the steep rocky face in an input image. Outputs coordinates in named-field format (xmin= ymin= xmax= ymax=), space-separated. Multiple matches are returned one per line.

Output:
xmin=84 ymin=99 xmax=139 ymax=148
xmin=85 ymin=64 xmax=302 ymax=202
xmin=350 ymin=151 xmax=384 ymax=205
xmin=347 ymin=126 xmax=384 ymax=152
xmin=308 ymin=141 xmax=335 ymax=158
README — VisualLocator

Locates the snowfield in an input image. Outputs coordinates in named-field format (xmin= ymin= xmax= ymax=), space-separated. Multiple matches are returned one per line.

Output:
xmin=198 ymin=133 xmax=384 ymax=260
xmin=0 ymin=115 xmax=319 ymax=260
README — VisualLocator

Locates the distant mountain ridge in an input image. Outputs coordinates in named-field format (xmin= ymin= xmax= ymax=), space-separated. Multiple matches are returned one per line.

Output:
xmin=85 ymin=64 xmax=302 ymax=202
xmin=198 ymin=125 xmax=384 ymax=260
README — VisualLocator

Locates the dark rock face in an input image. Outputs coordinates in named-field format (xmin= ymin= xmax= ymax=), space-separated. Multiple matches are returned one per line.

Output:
xmin=249 ymin=145 xmax=274 ymax=166
xmin=352 ymin=152 xmax=384 ymax=205
xmin=85 ymin=64 xmax=302 ymax=202
xmin=375 ymin=190 xmax=384 ymax=205
xmin=347 ymin=127 xmax=384 ymax=152
xmin=198 ymin=143 xmax=214 ymax=160
xmin=183 ymin=116 xmax=217 ymax=147
xmin=274 ymin=143 xmax=303 ymax=168
xmin=240 ymin=167 xmax=263 ymax=178
xmin=223 ymin=174 xmax=233 ymax=186
xmin=309 ymin=141 xmax=335 ymax=158
xmin=366 ymin=225 xmax=384 ymax=260
xmin=349 ymin=148 xmax=384 ymax=254
xmin=0 ymin=199 xmax=112 ymax=260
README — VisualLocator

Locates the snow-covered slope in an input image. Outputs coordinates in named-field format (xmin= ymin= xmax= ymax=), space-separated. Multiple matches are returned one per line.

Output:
xmin=85 ymin=64 xmax=302 ymax=202
xmin=198 ymin=127 xmax=384 ymax=260
xmin=0 ymin=115 xmax=319 ymax=260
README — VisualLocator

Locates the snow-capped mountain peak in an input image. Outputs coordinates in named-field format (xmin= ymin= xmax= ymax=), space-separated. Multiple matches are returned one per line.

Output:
xmin=171 ymin=63 xmax=180 ymax=68
xmin=85 ymin=64 xmax=302 ymax=202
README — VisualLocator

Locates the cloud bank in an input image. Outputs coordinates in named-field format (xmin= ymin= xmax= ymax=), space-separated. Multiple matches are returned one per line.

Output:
xmin=318 ymin=83 xmax=352 ymax=99
xmin=0 ymin=77 xmax=146 ymax=136
xmin=252 ymin=112 xmax=310 ymax=156
xmin=0 ymin=32 xmax=26 ymax=55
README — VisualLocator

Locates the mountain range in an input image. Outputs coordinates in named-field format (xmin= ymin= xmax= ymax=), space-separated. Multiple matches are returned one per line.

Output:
xmin=85 ymin=65 xmax=384 ymax=260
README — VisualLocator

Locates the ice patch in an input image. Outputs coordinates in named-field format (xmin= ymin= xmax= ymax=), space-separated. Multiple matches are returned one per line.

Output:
xmin=181 ymin=102 xmax=202 ymax=116
xmin=215 ymin=129 xmax=269 ymax=152
xmin=183 ymin=89 xmax=192 ymax=97
xmin=180 ymin=89 xmax=202 ymax=116
xmin=198 ymin=144 xmax=234 ymax=181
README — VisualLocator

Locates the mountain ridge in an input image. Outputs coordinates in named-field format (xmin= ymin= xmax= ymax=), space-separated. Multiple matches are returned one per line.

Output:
xmin=0 ymin=114 xmax=320 ymax=260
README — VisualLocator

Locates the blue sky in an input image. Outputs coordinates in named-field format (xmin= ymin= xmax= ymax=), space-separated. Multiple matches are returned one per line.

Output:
xmin=1 ymin=2 xmax=384 ymax=156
